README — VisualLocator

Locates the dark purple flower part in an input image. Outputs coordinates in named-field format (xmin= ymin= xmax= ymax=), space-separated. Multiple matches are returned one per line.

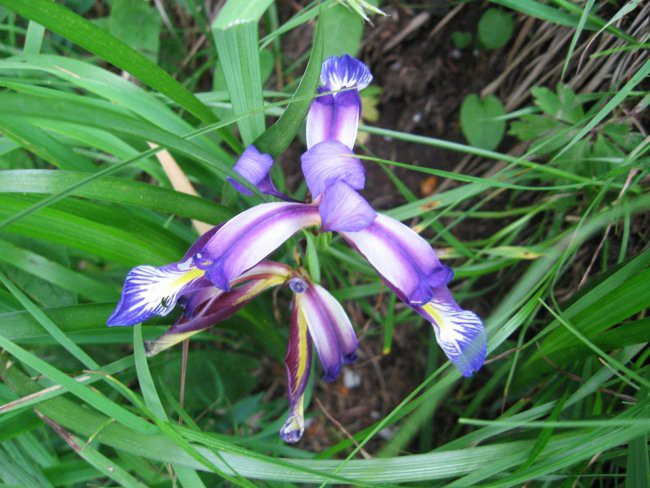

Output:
xmin=145 ymin=262 xmax=293 ymax=356
xmin=306 ymin=55 xmax=372 ymax=150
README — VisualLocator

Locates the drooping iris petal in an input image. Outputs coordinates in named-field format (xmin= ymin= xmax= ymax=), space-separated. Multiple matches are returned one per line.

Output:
xmin=341 ymin=214 xmax=454 ymax=305
xmin=226 ymin=145 xmax=275 ymax=196
xmin=280 ymin=295 xmax=313 ymax=443
xmin=321 ymin=54 xmax=373 ymax=92
xmin=107 ymin=263 xmax=205 ymax=326
xmin=306 ymin=89 xmax=361 ymax=150
xmin=414 ymin=287 xmax=486 ymax=377
xmin=311 ymin=283 xmax=358 ymax=363
xmin=319 ymin=181 xmax=376 ymax=232
xmin=145 ymin=261 xmax=293 ymax=356
xmin=301 ymin=141 xmax=365 ymax=198
xmin=295 ymin=279 xmax=359 ymax=381
xmin=195 ymin=202 xmax=321 ymax=291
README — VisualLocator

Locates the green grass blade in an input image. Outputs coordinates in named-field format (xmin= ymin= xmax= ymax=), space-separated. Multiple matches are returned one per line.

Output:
xmin=254 ymin=6 xmax=326 ymax=157
xmin=0 ymin=0 xmax=237 ymax=150
xmin=0 ymin=272 xmax=99 ymax=369
xmin=0 ymin=170 xmax=234 ymax=224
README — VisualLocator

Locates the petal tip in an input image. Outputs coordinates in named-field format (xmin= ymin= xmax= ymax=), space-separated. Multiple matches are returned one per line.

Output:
xmin=280 ymin=415 xmax=304 ymax=444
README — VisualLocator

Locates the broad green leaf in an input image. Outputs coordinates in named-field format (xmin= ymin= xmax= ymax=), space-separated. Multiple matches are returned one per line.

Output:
xmin=108 ymin=0 xmax=161 ymax=62
xmin=460 ymin=94 xmax=506 ymax=150
xmin=323 ymin=3 xmax=363 ymax=57
xmin=0 ymin=170 xmax=234 ymax=224
xmin=212 ymin=0 xmax=273 ymax=145
xmin=0 ymin=194 xmax=184 ymax=266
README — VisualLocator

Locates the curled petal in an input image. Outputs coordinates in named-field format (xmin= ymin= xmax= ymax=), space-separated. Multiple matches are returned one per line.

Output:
xmin=311 ymin=283 xmax=358 ymax=363
xmin=107 ymin=263 xmax=205 ymax=326
xmin=196 ymin=202 xmax=321 ymax=291
xmin=415 ymin=288 xmax=486 ymax=377
xmin=321 ymin=55 xmax=372 ymax=92
xmin=341 ymin=214 xmax=453 ymax=305
xmin=301 ymin=141 xmax=365 ymax=198
xmin=145 ymin=261 xmax=292 ymax=356
xmin=296 ymin=280 xmax=358 ymax=381
xmin=306 ymin=89 xmax=361 ymax=150
xmin=280 ymin=297 xmax=313 ymax=443
xmin=227 ymin=145 xmax=275 ymax=196
xmin=320 ymin=181 xmax=376 ymax=232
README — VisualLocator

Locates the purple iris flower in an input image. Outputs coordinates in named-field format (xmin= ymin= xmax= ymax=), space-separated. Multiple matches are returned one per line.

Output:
xmin=108 ymin=54 xmax=486 ymax=443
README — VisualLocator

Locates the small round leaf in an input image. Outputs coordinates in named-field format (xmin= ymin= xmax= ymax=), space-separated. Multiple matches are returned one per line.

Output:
xmin=460 ymin=93 xmax=506 ymax=150
xmin=477 ymin=8 xmax=514 ymax=50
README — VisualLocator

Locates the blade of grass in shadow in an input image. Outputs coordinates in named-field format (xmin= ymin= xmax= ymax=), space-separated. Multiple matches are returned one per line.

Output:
xmin=0 ymin=0 xmax=240 ymax=150
xmin=133 ymin=325 xmax=207 ymax=488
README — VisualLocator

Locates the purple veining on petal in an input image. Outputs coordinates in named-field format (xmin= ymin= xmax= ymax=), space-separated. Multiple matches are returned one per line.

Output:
xmin=341 ymin=213 xmax=453 ymax=305
xmin=319 ymin=181 xmax=376 ymax=232
xmin=196 ymin=202 xmax=321 ymax=291
xmin=107 ymin=263 xmax=204 ymax=326
xmin=301 ymin=141 xmax=365 ymax=198
xmin=226 ymin=145 xmax=274 ymax=196
xmin=413 ymin=287 xmax=486 ymax=377
xmin=321 ymin=55 xmax=373 ymax=92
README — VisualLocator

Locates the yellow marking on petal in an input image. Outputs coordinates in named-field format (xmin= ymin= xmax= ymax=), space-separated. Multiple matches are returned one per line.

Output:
xmin=295 ymin=305 xmax=310 ymax=395
xmin=171 ymin=267 xmax=205 ymax=289
xmin=423 ymin=302 xmax=447 ymax=332
xmin=145 ymin=330 xmax=198 ymax=357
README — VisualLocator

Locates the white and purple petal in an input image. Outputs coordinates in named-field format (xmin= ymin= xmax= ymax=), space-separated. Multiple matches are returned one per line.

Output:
xmin=295 ymin=279 xmax=359 ymax=381
xmin=311 ymin=283 xmax=358 ymax=363
xmin=301 ymin=141 xmax=365 ymax=198
xmin=341 ymin=214 xmax=453 ymax=305
xmin=280 ymin=296 xmax=313 ymax=443
xmin=319 ymin=181 xmax=376 ymax=232
xmin=107 ymin=263 xmax=205 ymax=326
xmin=196 ymin=202 xmax=321 ymax=291
xmin=321 ymin=55 xmax=373 ymax=92
xmin=414 ymin=287 xmax=486 ymax=377
xmin=306 ymin=89 xmax=361 ymax=150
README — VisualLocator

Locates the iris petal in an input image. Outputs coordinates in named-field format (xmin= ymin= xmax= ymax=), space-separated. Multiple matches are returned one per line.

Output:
xmin=227 ymin=145 xmax=274 ymax=196
xmin=280 ymin=295 xmax=313 ymax=443
xmin=301 ymin=141 xmax=365 ymax=198
xmin=107 ymin=263 xmax=205 ymax=326
xmin=320 ymin=181 xmax=376 ymax=232
xmin=306 ymin=89 xmax=361 ymax=150
xmin=145 ymin=261 xmax=292 ymax=356
xmin=415 ymin=288 xmax=486 ymax=377
xmin=196 ymin=202 xmax=321 ymax=291
xmin=341 ymin=214 xmax=453 ymax=305
xmin=321 ymin=55 xmax=373 ymax=92
xmin=311 ymin=283 xmax=358 ymax=363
